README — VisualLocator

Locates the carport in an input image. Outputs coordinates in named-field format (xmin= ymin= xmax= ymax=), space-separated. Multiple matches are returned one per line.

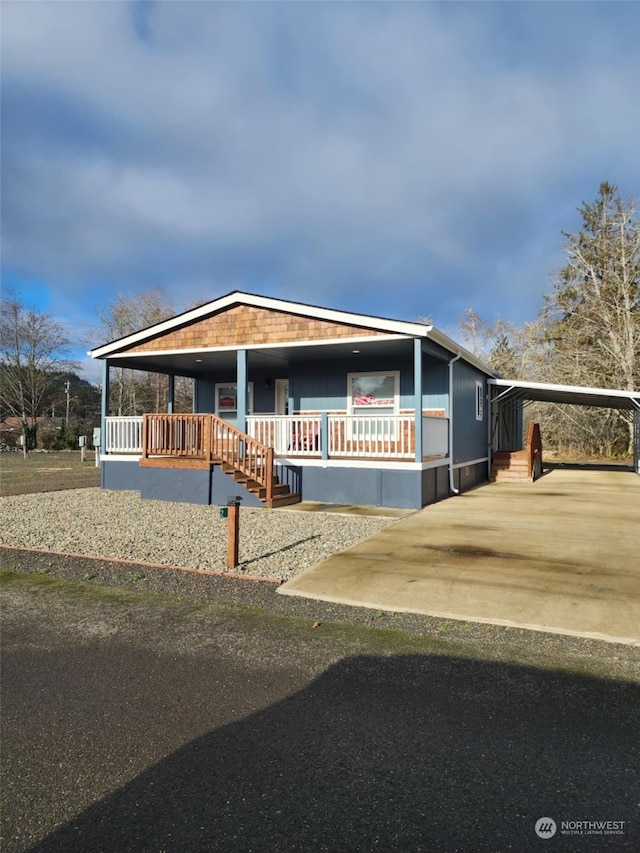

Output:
xmin=488 ymin=378 xmax=640 ymax=474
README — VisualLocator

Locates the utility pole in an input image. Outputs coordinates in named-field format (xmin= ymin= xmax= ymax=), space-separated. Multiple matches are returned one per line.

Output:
xmin=65 ymin=380 xmax=71 ymax=424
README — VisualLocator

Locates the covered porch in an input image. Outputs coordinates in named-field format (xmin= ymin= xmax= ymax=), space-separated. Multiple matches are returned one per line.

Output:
xmin=104 ymin=411 xmax=450 ymax=462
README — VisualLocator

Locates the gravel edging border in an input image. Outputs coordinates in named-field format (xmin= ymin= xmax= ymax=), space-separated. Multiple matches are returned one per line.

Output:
xmin=2 ymin=545 xmax=640 ymax=683
xmin=0 ymin=544 xmax=283 ymax=585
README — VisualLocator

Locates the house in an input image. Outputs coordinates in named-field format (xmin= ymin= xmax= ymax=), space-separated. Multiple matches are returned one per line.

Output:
xmin=89 ymin=291 xmax=640 ymax=509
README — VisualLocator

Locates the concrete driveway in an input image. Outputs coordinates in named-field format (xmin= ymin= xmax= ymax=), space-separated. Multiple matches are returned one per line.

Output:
xmin=279 ymin=468 xmax=640 ymax=645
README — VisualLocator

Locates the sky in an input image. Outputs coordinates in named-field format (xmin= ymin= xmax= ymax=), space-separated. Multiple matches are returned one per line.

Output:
xmin=2 ymin=1 xmax=639 ymax=381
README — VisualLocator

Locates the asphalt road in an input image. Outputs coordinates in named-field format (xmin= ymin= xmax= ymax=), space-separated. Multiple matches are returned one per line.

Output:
xmin=2 ymin=576 xmax=639 ymax=853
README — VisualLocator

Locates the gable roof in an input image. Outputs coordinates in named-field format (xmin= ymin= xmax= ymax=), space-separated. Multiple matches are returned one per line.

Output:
xmin=89 ymin=290 xmax=498 ymax=376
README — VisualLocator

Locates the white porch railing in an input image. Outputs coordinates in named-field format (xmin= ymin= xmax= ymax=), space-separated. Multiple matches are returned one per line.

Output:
xmin=106 ymin=413 xmax=448 ymax=460
xmin=328 ymin=414 xmax=414 ymax=458
xmin=105 ymin=416 xmax=143 ymax=453
xmin=247 ymin=416 xmax=322 ymax=456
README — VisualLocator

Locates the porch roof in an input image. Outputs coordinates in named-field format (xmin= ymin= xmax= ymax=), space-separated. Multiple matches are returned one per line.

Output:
xmin=489 ymin=378 xmax=640 ymax=411
xmin=89 ymin=291 xmax=498 ymax=378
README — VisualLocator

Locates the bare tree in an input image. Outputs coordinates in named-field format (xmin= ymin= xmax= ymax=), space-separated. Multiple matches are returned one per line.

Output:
xmin=456 ymin=308 xmax=547 ymax=380
xmin=0 ymin=293 xmax=77 ymax=445
xmin=95 ymin=288 xmax=196 ymax=415
xmin=544 ymin=182 xmax=639 ymax=392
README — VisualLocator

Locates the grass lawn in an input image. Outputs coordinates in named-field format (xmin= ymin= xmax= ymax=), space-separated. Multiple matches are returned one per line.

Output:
xmin=0 ymin=450 xmax=100 ymax=496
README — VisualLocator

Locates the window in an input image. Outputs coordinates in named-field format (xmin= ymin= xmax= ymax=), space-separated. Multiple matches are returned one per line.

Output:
xmin=348 ymin=371 xmax=399 ymax=413
xmin=475 ymin=380 xmax=484 ymax=421
xmin=217 ymin=385 xmax=237 ymax=413
xmin=215 ymin=383 xmax=253 ymax=426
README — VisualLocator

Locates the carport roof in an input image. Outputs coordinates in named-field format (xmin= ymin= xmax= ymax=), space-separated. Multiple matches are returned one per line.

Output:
xmin=489 ymin=378 xmax=640 ymax=411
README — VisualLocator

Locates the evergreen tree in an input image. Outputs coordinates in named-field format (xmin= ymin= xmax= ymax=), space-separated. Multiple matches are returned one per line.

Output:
xmin=543 ymin=182 xmax=640 ymax=453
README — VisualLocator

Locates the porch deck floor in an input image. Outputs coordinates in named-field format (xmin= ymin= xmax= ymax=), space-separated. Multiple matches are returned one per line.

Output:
xmin=279 ymin=468 xmax=640 ymax=645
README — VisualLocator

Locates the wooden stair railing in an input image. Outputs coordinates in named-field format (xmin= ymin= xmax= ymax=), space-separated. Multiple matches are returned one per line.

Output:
xmin=526 ymin=422 xmax=543 ymax=480
xmin=142 ymin=413 xmax=210 ymax=461
xmin=208 ymin=416 xmax=274 ymax=508
xmin=142 ymin=413 xmax=275 ymax=506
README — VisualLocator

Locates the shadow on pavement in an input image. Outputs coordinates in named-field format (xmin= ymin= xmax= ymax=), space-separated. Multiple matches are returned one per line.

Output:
xmin=544 ymin=461 xmax=634 ymax=473
xmin=29 ymin=655 xmax=639 ymax=853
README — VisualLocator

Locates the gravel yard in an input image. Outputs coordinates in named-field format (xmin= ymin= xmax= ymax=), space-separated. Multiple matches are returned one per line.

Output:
xmin=0 ymin=488 xmax=395 ymax=581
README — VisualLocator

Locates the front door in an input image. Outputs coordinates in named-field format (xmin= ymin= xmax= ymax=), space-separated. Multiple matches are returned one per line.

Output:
xmin=275 ymin=379 xmax=289 ymax=416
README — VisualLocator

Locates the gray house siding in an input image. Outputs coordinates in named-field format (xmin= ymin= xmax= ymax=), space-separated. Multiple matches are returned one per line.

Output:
xmin=422 ymin=357 xmax=448 ymax=412
xmin=290 ymin=364 xmax=351 ymax=412
xmin=288 ymin=353 xmax=449 ymax=413
xmin=194 ymin=351 xmax=449 ymax=415
xmin=451 ymin=360 xmax=488 ymax=464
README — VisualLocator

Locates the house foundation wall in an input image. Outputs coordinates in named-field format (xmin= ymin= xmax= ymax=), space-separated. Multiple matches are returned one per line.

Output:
xmin=451 ymin=461 xmax=488 ymax=493
xmin=275 ymin=462 xmax=457 ymax=509
xmin=421 ymin=465 xmax=451 ymax=505
xmin=101 ymin=459 xmax=262 ymax=507
xmin=101 ymin=457 xmax=487 ymax=510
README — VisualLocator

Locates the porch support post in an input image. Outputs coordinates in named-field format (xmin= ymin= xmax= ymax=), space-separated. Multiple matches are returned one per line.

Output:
xmin=321 ymin=412 xmax=329 ymax=460
xmin=237 ymin=349 xmax=248 ymax=433
xmin=414 ymin=339 xmax=423 ymax=463
xmin=100 ymin=359 xmax=110 ymax=456
xmin=167 ymin=374 xmax=175 ymax=414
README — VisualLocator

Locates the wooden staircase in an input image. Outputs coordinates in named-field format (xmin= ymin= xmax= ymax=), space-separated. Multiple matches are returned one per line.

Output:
xmin=490 ymin=450 xmax=530 ymax=482
xmin=491 ymin=423 xmax=543 ymax=483
xmin=219 ymin=461 xmax=301 ymax=508
xmin=139 ymin=413 xmax=301 ymax=508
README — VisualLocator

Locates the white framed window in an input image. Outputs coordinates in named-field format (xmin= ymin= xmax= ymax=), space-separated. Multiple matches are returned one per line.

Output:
xmin=347 ymin=371 xmax=399 ymax=414
xmin=215 ymin=383 xmax=253 ymax=425
xmin=475 ymin=380 xmax=484 ymax=421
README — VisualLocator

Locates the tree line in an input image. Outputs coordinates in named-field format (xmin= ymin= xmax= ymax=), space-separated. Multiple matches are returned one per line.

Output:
xmin=0 ymin=295 xmax=99 ymax=449
xmin=0 ymin=288 xmax=196 ymax=449
xmin=1 ymin=183 xmax=638 ymax=457
xmin=455 ymin=182 xmax=639 ymax=458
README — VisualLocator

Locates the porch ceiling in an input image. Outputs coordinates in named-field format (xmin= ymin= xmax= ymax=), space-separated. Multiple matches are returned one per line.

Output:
xmin=105 ymin=336 xmax=417 ymax=378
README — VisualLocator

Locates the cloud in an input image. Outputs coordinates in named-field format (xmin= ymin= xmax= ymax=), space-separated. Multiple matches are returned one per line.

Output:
xmin=2 ymin=1 xmax=639 ymax=335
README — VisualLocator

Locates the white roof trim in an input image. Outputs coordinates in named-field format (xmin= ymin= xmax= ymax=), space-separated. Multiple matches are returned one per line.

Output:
xmin=89 ymin=291 xmax=432 ymax=358
xmin=490 ymin=377 xmax=640 ymax=401
xmin=426 ymin=328 xmax=499 ymax=377
xmin=489 ymin=377 xmax=640 ymax=410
